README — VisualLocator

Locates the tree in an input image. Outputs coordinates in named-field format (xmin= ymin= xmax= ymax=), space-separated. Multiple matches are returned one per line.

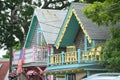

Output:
xmin=0 ymin=0 xmax=41 ymax=49
xmin=83 ymin=0 xmax=120 ymax=71
xmin=41 ymin=0 xmax=82 ymax=9
xmin=0 ymin=0 xmax=41 ymax=73
xmin=103 ymin=27 xmax=120 ymax=72
xmin=83 ymin=0 xmax=120 ymax=26
xmin=42 ymin=0 xmax=70 ymax=9
xmin=83 ymin=0 xmax=105 ymax=3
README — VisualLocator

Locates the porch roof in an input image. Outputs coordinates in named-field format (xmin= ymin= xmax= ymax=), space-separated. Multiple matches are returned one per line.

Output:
xmin=41 ymin=64 xmax=106 ymax=75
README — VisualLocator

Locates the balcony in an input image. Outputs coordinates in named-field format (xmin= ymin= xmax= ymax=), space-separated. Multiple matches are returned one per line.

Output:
xmin=47 ymin=47 xmax=102 ymax=70
xmin=13 ymin=46 xmax=48 ymax=66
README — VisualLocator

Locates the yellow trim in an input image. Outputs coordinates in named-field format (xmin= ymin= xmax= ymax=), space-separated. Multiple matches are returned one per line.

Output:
xmin=56 ymin=75 xmax=65 ymax=78
xmin=73 ymin=9 xmax=91 ymax=43
xmin=41 ymin=68 xmax=84 ymax=74
xmin=56 ymin=8 xmax=91 ymax=49
xmin=67 ymin=46 xmax=76 ymax=48
xmin=82 ymin=46 xmax=102 ymax=61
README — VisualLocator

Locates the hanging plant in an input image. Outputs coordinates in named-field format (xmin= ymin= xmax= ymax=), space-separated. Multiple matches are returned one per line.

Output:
xmin=9 ymin=72 xmax=17 ymax=79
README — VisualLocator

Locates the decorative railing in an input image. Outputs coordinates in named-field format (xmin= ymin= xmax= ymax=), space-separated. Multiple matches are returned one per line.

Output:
xmin=48 ymin=47 xmax=102 ymax=66
xmin=13 ymin=46 xmax=48 ymax=65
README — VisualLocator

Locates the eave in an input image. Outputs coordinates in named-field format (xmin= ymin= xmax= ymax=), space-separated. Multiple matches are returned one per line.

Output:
xmin=55 ymin=7 xmax=92 ymax=49
xmin=24 ymin=15 xmax=37 ymax=48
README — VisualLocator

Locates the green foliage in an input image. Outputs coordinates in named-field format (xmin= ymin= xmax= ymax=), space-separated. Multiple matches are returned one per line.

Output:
xmin=2 ymin=52 xmax=10 ymax=58
xmin=83 ymin=0 xmax=120 ymax=26
xmin=0 ymin=0 xmax=41 ymax=50
xmin=85 ymin=0 xmax=105 ymax=3
xmin=103 ymin=27 xmax=120 ymax=72
xmin=13 ymin=42 xmax=22 ymax=50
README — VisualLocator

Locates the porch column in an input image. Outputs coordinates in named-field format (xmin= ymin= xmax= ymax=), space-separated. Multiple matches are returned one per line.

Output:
xmin=47 ymin=54 xmax=50 ymax=66
xmin=45 ymin=74 xmax=48 ymax=80
xmin=86 ymin=71 xmax=90 ymax=77
xmin=65 ymin=74 xmax=68 ymax=80
xmin=84 ymin=36 xmax=87 ymax=54
xmin=62 ymin=51 xmax=65 ymax=64
xmin=92 ymin=40 xmax=95 ymax=47
xmin=78 ymin=49 xmax=81 ymax=63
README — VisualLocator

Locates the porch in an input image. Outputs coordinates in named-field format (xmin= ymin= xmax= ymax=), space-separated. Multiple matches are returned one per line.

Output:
xmin=44 ymin=47 xmax=106 ymax=80
xmin=46 ymin=46 xmax=105 ymax=73
xmin=48 ymin=47 xmax=102 ymax=66
xmin=12 ymin=46 xmax=48 ymax=67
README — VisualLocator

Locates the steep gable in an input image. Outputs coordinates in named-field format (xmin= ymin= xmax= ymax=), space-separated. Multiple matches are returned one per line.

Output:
xmin=55 ymin=3 xmax=110 ymax=49
xmin=24 ymin=9 xmax=67 ymax=48
xmin=73 ymin=3 xmax=110 ymax=40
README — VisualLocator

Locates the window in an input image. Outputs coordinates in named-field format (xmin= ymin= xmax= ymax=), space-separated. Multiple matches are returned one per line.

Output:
xmin=68 ymin=74 xmax=76 ymax=80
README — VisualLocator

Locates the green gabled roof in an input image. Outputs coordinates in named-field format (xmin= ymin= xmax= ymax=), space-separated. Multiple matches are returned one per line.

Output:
xmin=57 ymin=13 xmax=80 ymax=47
xmin=24 ymin=9 xmax=67 ymax=48
xmin=55 ymin=3 xmax=110 ymax=49
xmin=24 ymin=16 xmax=37 ymax=48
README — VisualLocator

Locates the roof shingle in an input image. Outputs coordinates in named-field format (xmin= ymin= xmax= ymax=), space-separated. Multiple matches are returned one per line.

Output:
xmin=35 ymin=9 xmax=67 ymax=44
xmin=72 ymin=3 xmax=110 ymax=40
xmin=0 ymin=61 xmax=9 ymax=80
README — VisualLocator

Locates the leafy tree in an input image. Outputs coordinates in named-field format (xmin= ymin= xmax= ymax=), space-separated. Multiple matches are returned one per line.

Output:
xmin=86 ymin=0 xmax=105 ymax=3
xmin=0 ymin=0 xmax=41 ymax=73
xmin=103 ymin=27 xmax=120 ymax=72
xmin=42 ymin=0 xmax=70 ymax=9
xmin=83 ymin=0 xmax=120 ymax=26
xmin=83 ymin=0 xmax=120 ymax=71
xmin=41 ymin=0 xmax=82 ymax=9
xmin=0 ymin=0 xmax=41 ymax=49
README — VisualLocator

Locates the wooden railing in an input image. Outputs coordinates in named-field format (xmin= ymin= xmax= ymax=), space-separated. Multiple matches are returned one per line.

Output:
xmin=82 ymin=47 xmax=102 ymax=62
xmin=48 ymin=47 xmax=102 ymax=66
xmin=13 ymin=46 xmax=48 ymax=65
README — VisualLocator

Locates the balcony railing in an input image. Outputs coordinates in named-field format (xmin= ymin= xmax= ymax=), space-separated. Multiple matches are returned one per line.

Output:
xmin=48 ymin=47 xmax=102 ymax=66
xmin=13 ymin=46 xmax=48 ymax=65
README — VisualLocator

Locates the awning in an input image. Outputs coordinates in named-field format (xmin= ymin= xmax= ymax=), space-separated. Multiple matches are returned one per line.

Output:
xmin=40 ymin=68 xmax=84 ymax=74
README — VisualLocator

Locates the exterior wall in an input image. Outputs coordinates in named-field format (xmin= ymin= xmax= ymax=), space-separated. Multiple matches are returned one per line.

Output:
xmin=30 ymin=20 xmax=39 ymax=47
xmin=74 ymin=28 xmax=84 ymax=50
xmin=29 ymin=20 xmax=47 ymax=48
xmin=76 ymin=72 xmax=86 ymax=80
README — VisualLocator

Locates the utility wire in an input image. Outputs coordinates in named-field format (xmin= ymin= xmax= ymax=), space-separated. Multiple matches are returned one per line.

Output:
xmin=39 ymin=20 xmax=61 ymax=29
